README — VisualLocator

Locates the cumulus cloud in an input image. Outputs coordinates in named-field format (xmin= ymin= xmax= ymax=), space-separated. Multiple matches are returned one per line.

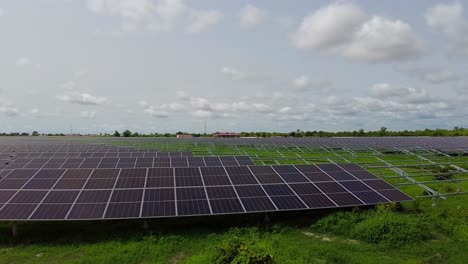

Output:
xmin=240 ymin=4 xmax=266 ymax=28
xmin=56 ymin=92 xmax=109 ymax=105
xmin=60 ymin=81 xmax=76 ymax=90
xmin=369 ymin=83 xmax=432 ymax=103
xmin=0 ymin=99 xmax=19 ymax=117
xmin=143 ymin=106 xmax=169 ymax=118
xmin=15 ymin=57 xmax=40 ymax=68
xmin=80 ymin=111 xmax=97 ymax=119
xmin=186 ymin=9 xmax=223 ymax=33
xmin=221 ymin=66 xmax=246 ymax=80
xmin=426 ymin=2 xmax=468 ymax=55
xmin=87 ymin=0 xmax=186 ymax=32
xmin=394 ymin=64 xmax=461 ymax=84
xmin=291 ymin=2 xmax=425 ymax=62
xmin=292 ymin=75 xmax=332 ymax=91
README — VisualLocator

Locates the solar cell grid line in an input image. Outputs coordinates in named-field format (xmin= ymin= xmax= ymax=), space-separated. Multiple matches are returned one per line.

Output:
xmin=0 ymin=169 xmax=42 ymax=219
xmin=292 ymin=165 xmax=340 ymax=207
xmin=27 ymin=168 xmax=69 ymax=220
xmin=265 ymin=166 xmax=315 ymax=209
xmin=86 ymin=168 xmax=122 ymax=220
xmin=220 ymin=165 xmax=246 ymax=212
xmin=138 ymin=167 xmax=149 ymax=217
xmin=245 ymin=166 xmax=279 ymax=211
xmin=334 ymin=163 xmax=391 ymax=203
xmin=314 ymin=164 xmax=366 ymax=206
xmin=196 ymin=167 xmax=213 ymax=214
xmin=173 ymin=167 xmax=178 ymax=216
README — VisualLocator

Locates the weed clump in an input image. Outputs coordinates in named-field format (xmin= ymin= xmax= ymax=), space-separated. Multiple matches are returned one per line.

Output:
xmin=215 ymin=237 xmax=275 ymax=264
xmin=312 ymin=207 xmax=432 ymax=247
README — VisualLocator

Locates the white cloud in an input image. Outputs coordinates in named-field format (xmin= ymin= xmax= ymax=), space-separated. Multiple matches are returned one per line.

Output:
xmin=0 ymin=99 xmax=19 ymax=117
xmin=221 ymin=66 xmax=246 ymax=80
xmin=74 ymin=71 xmax=87 ymax=78
xmin=15 ymin=57 xmax=33 ymax=66
xmin=291 ymin=2 xmax=367 ymax=51
xmin=143 ymin=106 xmax=169 ymax=118
xmin=426 ymin=2 xmax=468 ymax=55
xmin=87 ymin=0 xmax=186 ymax=32
xmin=148 ymin=0 xmax=186 ymax=32
xmin=423 ymin=70 xmax=460 ymax=84
xmin=80 ymin=111 xmax=97 ymax=119
xmin=342 ymin=16 xmax=425 ymax=62
xmin=56 ymin=92 xmax=109 ymax=105
xmin=186 ymin=10 xmax=223 ymax=33
xmin=369 ymin=83 xmax=431 ymax=103
xmin=240 ymin=4 xmax=266 ymax=28
xmin=394 ymin=64 xmax=461 ymax=84
xmin=60 ymin=81 xmax=76 ymax=90
xmin=292 ymin=75 xmax=332 ymax=91
xmin=369 ymin=83 xmax=410 ymax=97
xmin=291 ymin=2 xmax=425 ymax=62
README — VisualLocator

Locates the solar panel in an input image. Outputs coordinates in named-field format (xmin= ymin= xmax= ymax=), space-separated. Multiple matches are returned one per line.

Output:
xmin=0 ymin=163 xmax=413 ymax=221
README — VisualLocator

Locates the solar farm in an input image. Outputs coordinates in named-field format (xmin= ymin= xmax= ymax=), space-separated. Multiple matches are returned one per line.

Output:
xmin=0 ymin=136 xmax=467 ymax=263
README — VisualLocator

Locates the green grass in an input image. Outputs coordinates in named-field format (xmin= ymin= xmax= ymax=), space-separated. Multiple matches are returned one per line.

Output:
xmin=0 ymin=138 xmax=467 ymax=263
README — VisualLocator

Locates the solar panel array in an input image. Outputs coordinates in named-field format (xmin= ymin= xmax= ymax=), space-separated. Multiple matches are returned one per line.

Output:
xmin=0 ymin=163 xmax=412 ymax=221
xmin=0 ymin=156 xmax=254 ymax=170
xmin=1 ymin=137 xmax=468 ymax=152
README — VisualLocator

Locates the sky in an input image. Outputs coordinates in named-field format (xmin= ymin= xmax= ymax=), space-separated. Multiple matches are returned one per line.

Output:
xmin=0 ymin=0 xmax=467 ymax=134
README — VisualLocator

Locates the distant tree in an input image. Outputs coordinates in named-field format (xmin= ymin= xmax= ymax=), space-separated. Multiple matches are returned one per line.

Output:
xmin=358 ymin=129 xmax=365 ymax=137
xmin=132 ymin=132 xmax=139 ymax=137
xmin=379 ymin=127 xmax=388 ymax=136
xmin=31 ymin=131 xmax=39 ymax=136
xmin=122 ymin=130 xmax=132 ymax=137
xmin=113 ymin=131 xmax=121 ymax=137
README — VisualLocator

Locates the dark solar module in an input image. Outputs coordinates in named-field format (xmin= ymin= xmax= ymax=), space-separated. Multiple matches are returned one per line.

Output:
xmin=241 ymin=197 xmax=276 ymax=212
xmin=301 ymin=172 xmax=333 ymax=182
xmin=235 ymin=185 xmax=267 ymax=197
xmin=176 ymin=187 xmax=207 ymax=200
xmin=316 ymin=164 xmax=343 ymax=172
xmin=67 ymin=203 xmax=107 ymax=219
xmin=77 ymin=190 xmax=112 ymax=203
xmin=299 ymin=194 xmax=336 ymax=208
xmin=30 ymin=204 xmax=73 ymax=219
xmin=177 ymin=200 xmax=211 ymax=216
xmin=144 ymin=188 xmax=174 ymax=201
xmin=315 ymin=182 xmax=348 ymax=193
xmin=105 ymin=202 xmax=141 ymax=218
xmin=270 ymin=196 xmax=306 ymax=210
xmin=206 ymin=186 xmax=238 ymax=199
xmin=353 ymin=191 xmax=389 ymax=204
xmin=43 ymin=190 xmax=79 ymax=204
xmin=142 ymin=201 xmax=176 ymax=217
xmin=327 ymin=193 xmax=363 ymax=206
xmin=210 ymin=199 xmax=244 ymax=214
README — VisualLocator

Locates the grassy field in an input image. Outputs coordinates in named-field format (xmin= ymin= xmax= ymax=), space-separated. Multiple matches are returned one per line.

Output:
xmin=0 ymin=139 xmax=467 ymax=263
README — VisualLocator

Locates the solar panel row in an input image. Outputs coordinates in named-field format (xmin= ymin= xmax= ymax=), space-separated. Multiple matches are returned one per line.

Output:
xmin=0 ymin=156 xmax=254 ymax=170
xmin=0 ymin=163 xmax=412 ymax=221
xmin=0 ymin=151 xmax=193 ymax=159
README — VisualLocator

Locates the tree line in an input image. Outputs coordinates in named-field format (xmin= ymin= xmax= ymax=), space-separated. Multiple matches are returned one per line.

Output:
xmin=3 ymin=127 xmax=467 ymax=137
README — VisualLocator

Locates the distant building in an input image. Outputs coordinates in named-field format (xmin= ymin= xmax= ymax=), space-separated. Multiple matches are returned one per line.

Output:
xmin=212 ymin=132 xmax=241 ymax=138
xmin=177 ymin=134 xmax=193 ymax=138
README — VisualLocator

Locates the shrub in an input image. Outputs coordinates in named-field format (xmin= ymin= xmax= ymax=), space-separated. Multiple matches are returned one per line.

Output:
xmin=351 ymin=212 xmax=431 ymax=247
xmin=215 ymin=237 xmax=276 ymax=264
xmin=312 ymin=211 xmax=364 ymax=235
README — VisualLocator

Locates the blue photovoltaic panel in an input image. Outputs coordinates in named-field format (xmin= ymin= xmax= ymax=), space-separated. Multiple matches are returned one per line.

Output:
xmin=0 ymin=162 xmax=413 ymax=221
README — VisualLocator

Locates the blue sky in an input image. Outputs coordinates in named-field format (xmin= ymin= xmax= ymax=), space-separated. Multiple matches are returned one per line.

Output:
xmin=0 ymin=0 xmax=467 ymax=134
